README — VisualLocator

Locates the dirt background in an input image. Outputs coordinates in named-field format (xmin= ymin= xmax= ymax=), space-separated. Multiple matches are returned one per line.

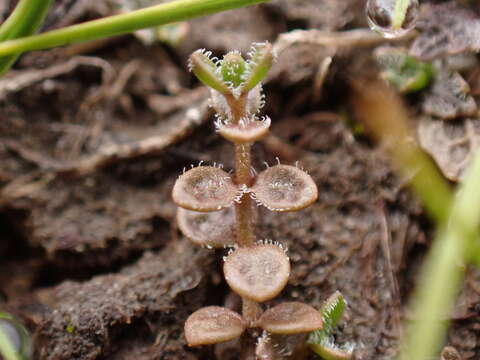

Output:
xmin=0 ymin=0 xmax=480 ymax=359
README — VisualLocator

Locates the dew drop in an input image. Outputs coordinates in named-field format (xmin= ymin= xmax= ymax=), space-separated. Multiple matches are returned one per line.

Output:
xmin=366 ymin=0 xmax=419 ymax=39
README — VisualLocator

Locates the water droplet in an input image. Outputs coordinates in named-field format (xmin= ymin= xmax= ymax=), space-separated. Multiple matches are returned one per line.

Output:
xmin=366 ymin=0 xmax=419 ymax=39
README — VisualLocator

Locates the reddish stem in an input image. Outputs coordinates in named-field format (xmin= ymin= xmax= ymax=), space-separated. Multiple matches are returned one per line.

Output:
xmin=225 ymin=93 xmax=262 ymax=331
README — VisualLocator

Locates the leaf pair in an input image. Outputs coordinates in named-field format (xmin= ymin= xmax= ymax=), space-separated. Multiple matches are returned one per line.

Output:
xmin=185 ymin=302 xmax=323 ymax=347
xmin=173 ymin=164 xmax=318 ymax=248
xmin=173 ymin=164 xmax=318 ymax=212
xmin=188 ymin=42 xmax=274 ymax=99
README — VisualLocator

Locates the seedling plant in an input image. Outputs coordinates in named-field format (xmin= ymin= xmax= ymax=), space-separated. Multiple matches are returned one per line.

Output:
xmin=172 ymin=43 xmax=327 ymax=358
xmin=1 ymin=0 xmax=480 ymax=359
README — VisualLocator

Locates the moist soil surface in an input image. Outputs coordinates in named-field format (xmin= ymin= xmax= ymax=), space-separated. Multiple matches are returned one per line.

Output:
xmin=0 ymin=0 xmax=480 ymax=359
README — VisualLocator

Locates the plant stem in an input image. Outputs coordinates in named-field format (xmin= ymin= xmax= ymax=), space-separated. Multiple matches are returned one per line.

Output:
xmin=392 ymin=0 xmax=410 ymax=30
xmin=230 ymin=94 xmax=255 ymax=248
xmin=0 ymin=0 xmax=270 ymax=58
xmin=234 ymin=144 xmax=258 ymax=323
xmin=228 ymin=94 xmax=260 ymax=329
xmin=0 ymin=0 xmax=53 ymax=76
xmin=242 ymin=298 xmax=262 ymax=323
xmin=399 ymin=148 xmax=480 ymax=360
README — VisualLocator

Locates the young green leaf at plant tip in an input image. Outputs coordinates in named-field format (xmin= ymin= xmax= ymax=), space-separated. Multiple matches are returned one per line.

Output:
xmin=241 ymin=42 xmax=275 ymax=93
xmin=189 ymin=49 xmax=230 ymax=94
xmin=221 ymin=51 xmax=247 ymax=89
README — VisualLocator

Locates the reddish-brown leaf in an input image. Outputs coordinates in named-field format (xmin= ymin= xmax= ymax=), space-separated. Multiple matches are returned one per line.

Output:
xmin=172 ymin=166 xmax=238 ymax=212
xmin=217 ymin=117 xmax=270 ymax=143
xmin=252 ymin=165 xmax=318 ymax=212
xmin=184 ymin=306 xmax=246 ymax=346
xmin=177 ymin=207 xmax=235 ymax=248
xmin=257 ymin=302 xmax=323 ymax=334
xmin=223 ymin=244 xmax=290 ymax=302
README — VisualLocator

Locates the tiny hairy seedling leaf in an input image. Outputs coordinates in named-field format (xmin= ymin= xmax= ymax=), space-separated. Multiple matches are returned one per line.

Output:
xmin=308 ymin=291 xmax=346 ymax=344
xmin=217 ymin=116 xmax=271 ymax=143
xmin=252 ymin=165 xmax=318 ymax=212
xmin=223 ymin=244 xmax=290 ymax=302
xmin=308 ymin=291 xmax=353 ymax=360
xmin=184 ymin=306 xmax=246 ymax=346
xmin=241 ymin=42 xmax=274 ymax=93
xmin=189 ymin=49 xmax=230 ymax=94
xmin=172 ymin=166 xmax=238 ymax=212
xmin=257 ymin=302 xmax=323 ymax=335
xmin=177 ymin=207 xmax=235 ymax=248
xmin=221 ymin=51 xmax=247 ymax=88
xmin=320 ymin=291 xmax=346 ymax=334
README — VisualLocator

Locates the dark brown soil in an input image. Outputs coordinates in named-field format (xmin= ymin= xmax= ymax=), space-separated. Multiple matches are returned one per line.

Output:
xmin=0 ymin=0 xmax=479 ymax=359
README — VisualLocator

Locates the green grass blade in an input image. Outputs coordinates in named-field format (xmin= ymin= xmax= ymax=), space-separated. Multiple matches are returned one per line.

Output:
xmin=0 ymin=0 xmax=270 ymax=59
xmin=352 ymin=80 xmax=453 ymax=225
xmin=399 ymin=148 xmax=480 ymax=360
xmin=0 ymin=0 xmax=54 ymax=76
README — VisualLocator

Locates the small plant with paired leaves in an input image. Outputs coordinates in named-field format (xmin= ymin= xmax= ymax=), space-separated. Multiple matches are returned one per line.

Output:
xmin=308 ymin=292 xmax=353 ymax=360
xmin=172 ymin=42 xmax=325 ymax=357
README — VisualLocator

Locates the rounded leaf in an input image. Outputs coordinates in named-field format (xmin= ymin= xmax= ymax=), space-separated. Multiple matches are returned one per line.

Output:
xmin=257 ymin=302 xmax=323 ymax=334
xmin=252 ymin=165 xmax=318 ymax=212
xmin=224 ymin=244 xmax=290 ymax=302
xmin=217 ymin=117 xmax=270 ymax=143
xmin=177 ymin=207 xmax=235 ymax=248
xmin=173 ymin=166 xmax=238 ymax=212
xmin=184 ymin=306 xmax=246 ymax=346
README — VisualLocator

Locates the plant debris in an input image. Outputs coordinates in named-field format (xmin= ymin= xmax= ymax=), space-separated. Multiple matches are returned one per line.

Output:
xmin=410 ymin=1 xmax=480 ymax=60
xmin=417 ymin=117 xmax=480 ymax=181
xmin=421 ymin=68 xmax=477 ymax=120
